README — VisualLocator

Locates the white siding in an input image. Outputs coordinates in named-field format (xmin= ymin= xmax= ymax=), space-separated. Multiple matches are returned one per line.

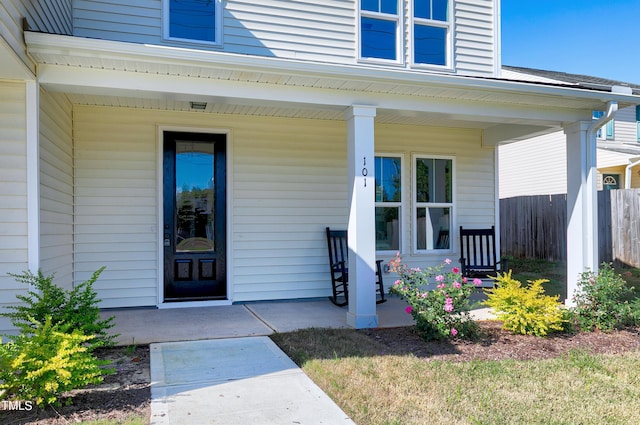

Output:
xmin=0 ymin=81 xmax=28 ymax=335
xmin=73 ymin=0 xmax=498 ymax=76
xmin=454 ymin=0 xmax=498 ymax=76
xmin=72 ymin=106 xmax=495 ymax=306
xmin=613 ymin=105 xmax=639 ymax=144
xmin=39 ymin=89 xmax=73 ymax=287
xmin=73 ymin=0 xmax=357 ymax=65
xmin=498 ymin=132 xmax=567 ymax=198
xmin=73 ymin=106 xmax=159 ymax=308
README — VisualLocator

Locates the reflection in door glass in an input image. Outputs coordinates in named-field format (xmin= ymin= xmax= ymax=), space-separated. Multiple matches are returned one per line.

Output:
xmin=175 ymin=140 xmax=215 ymax=252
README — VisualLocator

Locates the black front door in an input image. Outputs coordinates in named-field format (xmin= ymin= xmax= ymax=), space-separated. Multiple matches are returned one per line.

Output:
xmin=163 ymin=131 xmax=226 ymax=301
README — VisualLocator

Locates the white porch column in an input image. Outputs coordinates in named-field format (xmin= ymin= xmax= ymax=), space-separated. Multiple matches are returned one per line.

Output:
xmin=26 ymin=80 xmax=40 ymax=274
xmin=564 ymin=121 xmax=598 ymax=304
xmin=345 ymin=105 xmax=378 ymax=329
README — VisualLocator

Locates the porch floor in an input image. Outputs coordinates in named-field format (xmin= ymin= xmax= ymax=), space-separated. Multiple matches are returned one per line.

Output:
xmin=101 ymin=294 xmax=492 ymax=346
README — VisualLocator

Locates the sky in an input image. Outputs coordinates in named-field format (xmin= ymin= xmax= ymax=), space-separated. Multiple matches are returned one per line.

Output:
xmin=501 ymin=0 xmax=640 ymax=84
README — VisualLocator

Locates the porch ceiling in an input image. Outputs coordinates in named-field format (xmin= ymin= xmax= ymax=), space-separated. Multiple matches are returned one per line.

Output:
xmin=25 ymin=32 xmax=640 ymax=139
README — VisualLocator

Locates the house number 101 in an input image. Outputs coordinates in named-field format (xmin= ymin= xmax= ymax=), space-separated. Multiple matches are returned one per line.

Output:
xmin=362 ymin=157 xmax=368 ymax=187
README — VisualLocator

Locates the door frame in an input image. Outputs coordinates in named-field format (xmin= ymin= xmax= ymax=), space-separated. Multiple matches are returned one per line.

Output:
xmin=157 ymin=125 xmax=233 ymax=308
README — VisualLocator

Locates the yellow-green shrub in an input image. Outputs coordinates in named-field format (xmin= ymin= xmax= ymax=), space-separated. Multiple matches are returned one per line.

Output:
xmin=0 ymin=316 xmax=108 ymax=407
xmin=483 ymin=271 xmax=566 ymax=336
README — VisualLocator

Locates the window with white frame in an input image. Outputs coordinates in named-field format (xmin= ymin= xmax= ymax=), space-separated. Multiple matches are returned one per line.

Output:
xmin=375 ymin=155 xmax=402 ymax=252
xmin=414 ymin=156 xmax=453 ymax=252
xmin=359 ymin=0 xmax=451 ymax=67
xmin=164 ymin=0 xmax=222 ymax=45
xmin=360 ymin=0 xmax=400 ymax=61
xmin=413 ymin=0 xmax=450 ymax=66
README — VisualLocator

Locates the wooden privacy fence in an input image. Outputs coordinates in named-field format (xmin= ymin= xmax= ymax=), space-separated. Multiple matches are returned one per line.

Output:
xmin=500 ymin=189 xmax=640 ymax=267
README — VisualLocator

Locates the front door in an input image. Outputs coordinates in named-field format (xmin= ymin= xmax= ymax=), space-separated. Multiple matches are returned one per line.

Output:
xmin=163 ymin=131 xmax=226 ymax=301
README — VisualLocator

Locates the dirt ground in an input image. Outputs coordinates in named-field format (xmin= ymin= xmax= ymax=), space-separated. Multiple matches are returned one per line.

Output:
xmin=0 ymin=345 xmax=151 ymax=425
xmin=2 ymin=322 xmax=640 ymax=424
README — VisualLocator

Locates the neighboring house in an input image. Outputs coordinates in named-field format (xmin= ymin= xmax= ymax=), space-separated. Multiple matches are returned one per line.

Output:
xmin=2 ymin=0 xmax=639 ymax=334
xmin=499 ymin=66 xmax=640 ymax=198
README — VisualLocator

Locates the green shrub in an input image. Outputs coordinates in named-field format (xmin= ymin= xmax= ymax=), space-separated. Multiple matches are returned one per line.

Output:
xmin=572 ymin=263 xmax=640 ymax=332
xmin=0 ymin=316 xmax=109 ymax=407
xmin=483 ymin=271 xmax=566 ymax=336
xmin=2 ymin=267 xmax=116 ymax=349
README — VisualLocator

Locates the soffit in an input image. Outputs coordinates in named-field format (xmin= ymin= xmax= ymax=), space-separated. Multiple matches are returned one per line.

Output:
xmin=25 ymin=33 xmax=640 ymax=135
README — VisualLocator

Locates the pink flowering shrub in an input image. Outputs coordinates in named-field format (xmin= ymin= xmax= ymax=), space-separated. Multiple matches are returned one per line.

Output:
xmin=388 ymin=253 xmax=480 ymax=340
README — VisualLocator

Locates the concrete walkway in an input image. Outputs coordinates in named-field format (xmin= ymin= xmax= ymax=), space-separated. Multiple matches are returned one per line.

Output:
xmin=102 ymin=296 xmax=494 ymax=425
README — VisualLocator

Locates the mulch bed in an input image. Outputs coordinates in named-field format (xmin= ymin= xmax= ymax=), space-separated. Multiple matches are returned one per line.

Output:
xmin=2 ymin=322 xmax=640 ymax=424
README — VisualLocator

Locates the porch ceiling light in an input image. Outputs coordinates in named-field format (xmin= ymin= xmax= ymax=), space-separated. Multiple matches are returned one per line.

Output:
xmin=190 ymin=101 xmax=207 ymax=110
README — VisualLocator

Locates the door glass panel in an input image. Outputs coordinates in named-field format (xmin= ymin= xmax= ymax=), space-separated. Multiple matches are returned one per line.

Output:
xmin=175 ymin=140 xmax=215 ymax=252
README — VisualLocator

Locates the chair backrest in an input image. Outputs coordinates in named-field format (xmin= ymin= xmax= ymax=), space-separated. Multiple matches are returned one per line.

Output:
xmin=326 ymin=227 xmax=348 ymax=268
xmin=459 ymin=226 xmax=498 ymax=269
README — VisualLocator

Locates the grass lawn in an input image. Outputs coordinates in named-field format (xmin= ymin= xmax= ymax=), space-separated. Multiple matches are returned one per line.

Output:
xmin=507 ymin=257 xmax=640 ymax=301
xmin=272 ymin=328 xmax=640 ymax=425
xmin=271 ymin=258 xmax=640 ymax=425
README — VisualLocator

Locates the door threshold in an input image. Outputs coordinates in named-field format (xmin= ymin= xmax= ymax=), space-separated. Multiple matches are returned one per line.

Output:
xmin=158 ymin=299 xmax=232 ymax=309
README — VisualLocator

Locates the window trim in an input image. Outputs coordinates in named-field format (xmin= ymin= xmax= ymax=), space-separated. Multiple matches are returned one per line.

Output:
xmin=374 ymin=153 xmax=405 ymax=255
xmin=358 ymin=1 xmax=404 ymax=65
xmin=410 ymin=0 xmax=453 ymax=70
xmin=412 ymin=153 xmax=456 ymax=254
xmin=162 ymin=0 xmax=223 ymax=47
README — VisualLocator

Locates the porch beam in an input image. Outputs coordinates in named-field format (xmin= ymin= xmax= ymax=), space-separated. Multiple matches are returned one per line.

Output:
xmin=564 ymin=121 xmax=598 ymax=304
xmin=345 ymin=105 xmax=378 ymax=329
xmin=36 ymin=64 xmax=593 ymax=125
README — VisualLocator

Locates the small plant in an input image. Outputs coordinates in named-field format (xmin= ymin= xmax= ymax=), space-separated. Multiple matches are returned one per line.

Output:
xmin=2 ymin=267 xmax=116 ymax=348
xmin=389 ymin=254 xmax=480 ymax=340
xmin=572 ymin=263 xmax=640 ymax=332
xmin=0 ymin=316 xmax=110 ymax=407
xmin=483 ymin=271 xmax=566 ymax=336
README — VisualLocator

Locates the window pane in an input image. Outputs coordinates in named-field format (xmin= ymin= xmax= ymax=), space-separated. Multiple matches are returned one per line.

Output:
xmin=362 ymin=0 xmax=378 ymax=12
xmin=375 ymin=156 xmax=401 ymax=202
xmin=414 ymin=25 xmax=446 ymax=65
xmin=376 ymin=207 xmax=400 ymax=250
xmin=416 ymin=207 xmax=450 ymax=250
xmin=381 ymin=0 xmax=398 ymax=14
xmin=170 ymin=0 xmax=216 ymax=42
xmin=432 ymin=0 xmax=448 ymax=21
xmin=361 ymin=17 xmax=397 ymax=60
xmin=414 ymin=0 xmax=448 ymax=20
xmin=362 ymin=0 xmax=397 ymax=13
xmin=414 ymin=0 xmax=430 ymax=19
xmin=416 ymin=158 xmax=452 ymax=203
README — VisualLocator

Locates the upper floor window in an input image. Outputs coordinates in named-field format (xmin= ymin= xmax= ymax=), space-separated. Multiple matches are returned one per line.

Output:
xmin=375 ymin=155 xmax=403 ymax=252
xmin=360 ymin=0 xmax=400 ymax=61
xmin=413 ymin=0 xmax=450 ymax=66
xmin=164 ymin=0 xmax=222 ymax=45
xmin=359 ymin=0 xmax=451 ymax=67
xmin=414 ymin=155 xmax=453 ymax=252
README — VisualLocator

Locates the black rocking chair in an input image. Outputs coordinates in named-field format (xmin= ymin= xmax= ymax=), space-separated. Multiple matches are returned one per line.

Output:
xmin=459 ymin=225 xmax=508 ymax=280
xmin=325 ymin=227 xmax=386 ymax=307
